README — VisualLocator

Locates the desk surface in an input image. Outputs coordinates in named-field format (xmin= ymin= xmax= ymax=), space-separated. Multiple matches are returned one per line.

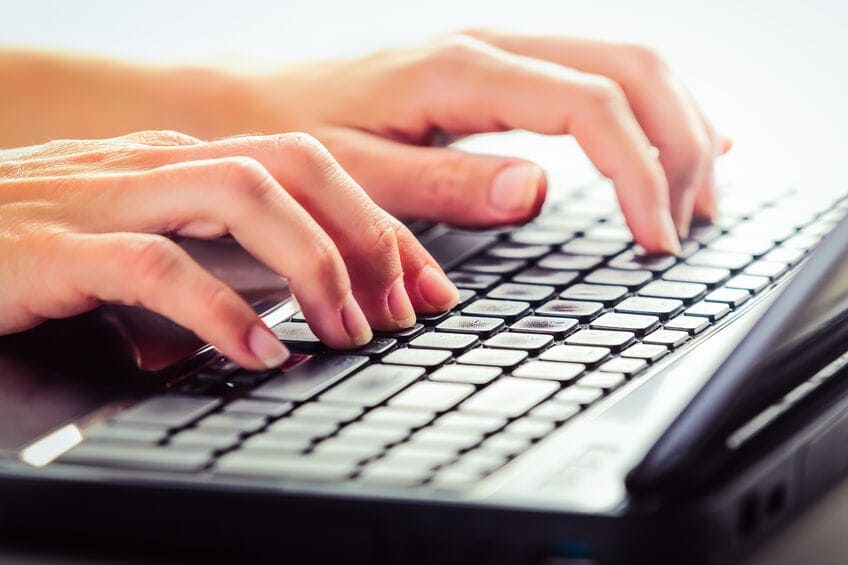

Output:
xmin=2 ymin=1 xmax=847 ymax=563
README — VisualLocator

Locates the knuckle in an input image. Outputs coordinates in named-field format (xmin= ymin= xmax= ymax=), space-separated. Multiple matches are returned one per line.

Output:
xmin=129 ymin=235 xmax=183 ymax=285
xmin=204 ymin=282 xmax=239 ymax=318
xmin=622 ymin=43 xmax=669 ymax=76
xmin=218 ymin=156 xmax=276 ymax=201
xmin=580 ymin=76 xmax=629 ymax=113
xmin=275 ymin=132 xmax=333 ymax=169
xmin=367 ymin=213 xmax=399 ymax=256
xmin=427 ymin=33 xmax=487 ymax=67
xmin=122 ymin=129 xmax=201 ymax=147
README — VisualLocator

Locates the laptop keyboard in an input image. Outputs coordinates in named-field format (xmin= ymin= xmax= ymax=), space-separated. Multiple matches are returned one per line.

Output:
xmin=58 ymin=180 xmax=848 ymax=489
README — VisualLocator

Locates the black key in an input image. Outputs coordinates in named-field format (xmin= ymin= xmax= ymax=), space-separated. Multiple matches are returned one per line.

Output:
xmin=688 ymin=223 xmax=723 ymax=245
xmin=725 ymin=274 xmax=770 ymax=293
xmin=513 ymin=361 xmax=585 ymax=382
xmin=685 ymin=301 xmax=730 ymax=321
xmin=447 ymin=271 xmax=501 ymax=290
xmin=608 ymin=250 xmax=676 ymax=273
xmin=589 ymin=313 xmax=659 ymax=335
xmin=456 ymin=348 xmax=528 ymax=368
xmin=321 ymin=364 xmax=424 ymax=407
xmin=663 ymin=264 xmax=730 ymax=286
xmin=271 ymin=322 xmax=322 ymax=351
xmin=462 ymin=299 xmax=531 ymax=321
xmin=251 ymin=354 xmax=369 ymax=402
xmin=376 ymin=323 xmax=425 ymax=341
xmin=638 ymin=280 xmax=707 ymax=303
xmin=224 ymin=371 xmax=270 ymax=389
xmin=417 ymin=310 xmax=453 ymax=325
xmin=61 ymin=443 xmax=212 ymax=472
xmin=383 ymin=348 xmax=452 ymax=368
xmin=409 ymin=332 xmax=479 ymax=352
xmin=509 ymin=227 xmax=573 ymax=245
xmin=389 ymin=381 xmax=475 ymax=412
xmin=643 ymin=328 xmax=689 ymax=348
xmin=484 ymin=332 xmax=553 ymax=354
xmin=461 ymin=257 xmax=527 ymax=275
xmin=665 ymin=315 xmax=709 ymax=334
xmin=705 ymin=287 xmax=750 ymax=307
xmin=598 ymin=357 xmax=648 ymax=377
xmin=559 ymin=283 xmax=627 ymax=306
xmin=115 ymin=396 xmax=220 ymax=429
xmin=538 ymin=253 xmax=603 ymax=272
xmin=621 ymin=343 xmax=668 ymax=362
xmin=204 ymin=357 xmax=241 ymax=377
xmin=540 ymin=344 xmax=609 ymax=365
xmin=513 ymin=267 xmax=580 ymax=287
xmin=560 ymin=238 xmax=628 ymax=257
xmin=486 ymin=242 xmax=551 ymax=260
xmin=488 ymin=283 xmax=555 ymax=304
xmin=430 ymin=365 xmax=502 ymax=385
xmin=535 ymin=299 xmax=603 ymax=322
xmin=405 ymin=219 xmax=435 ymax=235
xmin=509 ymin=316 xmax=578 ymax=339
xmin=436 ymin=315 xmax=504 ymax=337
xmin=687 ymin=249 xmax=753 ymax=270
xmin=355 ymin=337 xmax=398 ymax=357
xmin=614 ymin=296 xmax=684 ymax=319
xmin=584 ymin=268 xmax=652 ymax=289
xmin=565 ymin=329 xmax=635 ymax=350
xmin=461 ymin=377 xmax=558 ymax=417
xmin=420 ymin=229 xmax=498 ymax=271
xmin=456 ymin=288 xmax=477 ymax=308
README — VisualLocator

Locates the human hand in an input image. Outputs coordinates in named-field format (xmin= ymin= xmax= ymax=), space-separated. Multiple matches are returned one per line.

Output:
xmin=253 ymin=30 xmax=732 ymax=253
xmin=0 ymin=131 xmax=458 ymax=369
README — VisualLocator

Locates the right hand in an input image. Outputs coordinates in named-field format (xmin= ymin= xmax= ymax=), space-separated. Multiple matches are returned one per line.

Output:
xmin=0 ymin=130 xmax=458 ymax=370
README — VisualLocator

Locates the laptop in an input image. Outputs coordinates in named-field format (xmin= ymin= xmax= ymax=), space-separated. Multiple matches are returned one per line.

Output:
xmin=0 ymin=132 xmax=846 ymax=564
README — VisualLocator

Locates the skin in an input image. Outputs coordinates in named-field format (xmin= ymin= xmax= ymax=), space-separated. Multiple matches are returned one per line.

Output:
xmin=0 ymin=30 xmax=730 ymax=368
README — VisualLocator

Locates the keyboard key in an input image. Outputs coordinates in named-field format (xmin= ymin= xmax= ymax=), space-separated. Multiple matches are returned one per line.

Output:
xmin=509 ymin=227 xmax=574 ymax=245
xmin=663 ymin=265 xmax=730 ymax=286
xmin=782 ymin=233 xmax=820 ymax=251
xmin=457 ymin=348 xmax=528 ymax=368
xmin=321 ymin=364 xmax=424 ymax=407
xmin=513 ymin=361 xmax=584 ymax=382
xmin=554 ymin=387 xmax=603 ymax=406
xmin=481 ymin=434 xmax=531 ymax=456
xmin=614 ymin=296 xmax=684 ymax=319
xmin=241 ymin=434 xmax=311 ymax=452
xmin=705 ymin=287 xmax=750 ymax=307
xmin=358 ymin=462 xmax=432 ymax=486
xmin=725 ymin=274 xmax=770 ymax=293
xmin=486 ymin=242 xmax=551 ymax=260
xmin=456 ymin=289 xmax=477 ymax=308
xmin=513 ymin=267 xmax=580 ymax=287
xmin=429 ymin=365 xmax=501 ymax=385
xmin=710 ymin=236 xmax=774 ymax=257
xmin=417 ymin=311 xmax=452 ymax=325
xmin=461 ymin=377 xmax=558 ymax=417
xmin=584 ymin=224 xmax=633 ymax=243
xmin=292 ymin=403 xmax=363 ymax=424
xmin=688 ymin=223 xmax=723 ymax=245
xmin=744 ymin=260 xmax=789 ymax=280
xmin=382 ymin=348 xmax=452 ymax=368
xmin=540 ymin=344 xmax=610 ymax=365
xmin=483 ymin=332 xmax=554 ymax=354
xmin=362 ymin=407 xmax=435 ymax=428
xmin=337 ymin=423 xmax=411 ymax=445
xmin=503 ymin=418 xmax=556 ymax=439
xmin=530 ymin=401 xmax=581 ymax=422
xmin=197 ymin=413 xmax=266 ymax=433
xmin=763 ymin=246 xmax=805 ymax=267
xmin=436 ymin=315 xmax=504 ymax=337
xmin=312 ymin=438 xmax=386 ymax=461
xmin=381 ymin=446 xmax=457 ymax=469
xmin=251 ymin=355 xmax=369 ymax=402
xmin=61 ymin=444 xmax=211 ymax=472
xmin=643 ymin=329 xmax=689 ymax=348
xmin=268 ymin=417 xmax=338 ymax=439
xmin=85 ymin=423 xmax=167 ymax=444
xmin=560 ymin=239 xmax=628 ymax=257
xmin=665 ymin=315 xmax=709 ymax=334
xmin=461 ymin=257 xmax=527 ymax=275
xmin=608 ymin=250 xmax=676 ymax=273
xmin=509 ymin=316 xmax=578 ymax=339
xmin=462 ymin=299 xmax=531 ymax=321
xmin=559 ymin=283 xmax=627 ymax=306
xmin=589 ymin=313 xmax=660 ymax=335
xmin=272 ymin=322 xmax=322 ymax=350
xmin=115 ymin=396 xmax=221 ymax=429
xmin=538 ymin=253 xmax=603 ymax=272
xmin=224 ymin=399 xmax=292 ymax=419
xmin=579 ymin=371 xmax=628 ymax=389
xmin=215 ymin=452 xmax=356 ymax=481
xmin=421 ymin=229 xmax=498 ymax=271
xmin=409 ymin=332 xmax=478 ymax=352
xmin=410 ymin=428 xmax=483 ymax=451
xmin=376 ymin=323 xmax=425 ymax=341
xmin=621 ymin=343 xmax=668 ymax=362
xmin=355 ymin=337 xmax=398 ymax=357
xmin=584 ymin=268 xmax=652 ymax=289
xmin=687 ymin=249 xmax=753 ymax=270
xmin=638 ymin=280 xmax=707 ymax=302
xmin=169 ymin=428 xmax=241 ymax=450
xmin=565 ymin=329 xmax=635 ymax=350
xmin=447 ymin=271 xmax=501 ymax=290
xmin=389 ymin=381 xmax=475 ymax=412
xmin=488 ymin=283 xmax=556 ymax=304
xmin=598 ymin=357 xmax=648 ymax=377
xmin=685 ymin=301 xmax=730 ymax=321
xmin=435 ymin=413 xmax=507 ymax=434
xmin=535 ymin=299 xmax=603 ymax=322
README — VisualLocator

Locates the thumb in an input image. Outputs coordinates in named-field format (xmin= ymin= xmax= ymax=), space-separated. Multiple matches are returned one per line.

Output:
xmin=322 ymin=128 xmax=547 ymax=227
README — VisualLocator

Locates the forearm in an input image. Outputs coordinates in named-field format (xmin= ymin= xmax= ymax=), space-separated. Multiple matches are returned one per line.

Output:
xmin=0 ymin=49 xmax=273 ymax=146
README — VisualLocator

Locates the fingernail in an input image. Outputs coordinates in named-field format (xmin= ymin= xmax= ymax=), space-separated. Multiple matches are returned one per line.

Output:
xmin=417 ymin=265 xmax=459 ymax=310
xmin=489 ymin=163 xmax=543 ymax=216
xmin=247 ymin=324 xmax=290 ymax=369
xmin=387 ymin=277 xmax=416 ymax=327
xmin=340 ymin=293 xmax=372 ymax=346
xmin=658 ymin=210 xmax=682 ymax=256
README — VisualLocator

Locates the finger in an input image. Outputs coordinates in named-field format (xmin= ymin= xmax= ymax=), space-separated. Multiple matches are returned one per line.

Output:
xmin=396 ymin=36 xmax=679 ymax=253
xmin=460 ymin=30 xmax=715 ymax=239
xmin=55 ymin=232 xmax=288 ymax=370
xmin=321 ymin=126 xmax=547 ymax=228
xmin=68 ymin=155 xmax=374 ymax=348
